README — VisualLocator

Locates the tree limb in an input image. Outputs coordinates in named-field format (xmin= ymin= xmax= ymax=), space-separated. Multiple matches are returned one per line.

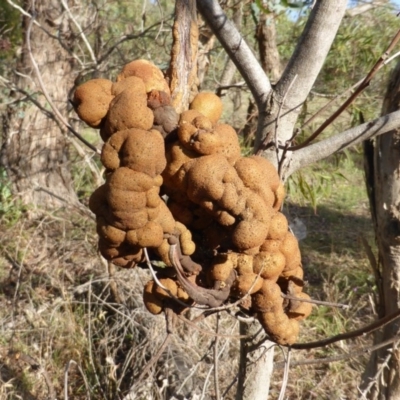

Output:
xmin=286 ymin=109 xmax=400 ymax=177
xmin=196 ymin=0 xmax=271 ymax=106
xmin=255 ymin=0 xmax=348 ymax=153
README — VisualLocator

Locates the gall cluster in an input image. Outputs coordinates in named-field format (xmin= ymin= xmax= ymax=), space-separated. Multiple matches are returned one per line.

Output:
xmin=73 ymin=60 xmax=312 ymax=345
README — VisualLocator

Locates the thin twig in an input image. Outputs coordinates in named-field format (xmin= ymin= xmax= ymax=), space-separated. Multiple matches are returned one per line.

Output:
xmin=169 ymin=242 xmax=265 ymax=313
xmin=214 ymin=313 xmax=221 ymax=400
xmin=360 ymin=235 xmax=383 ymax=312
xmin=143 ymin=248 xmax=207 ymax=309
xmin=286 ymin=28 xmax=400 ymax=151
xmin=6 ymin=0 xmax=40 ymax=26
xmin=60 ymin=0 xmax=97 ymax=64
xmin=255 ymin=74 xmax=298 ymax=159
xmin=200 ymin=361 xmax=215 ymax=400
xmin=275 ymin=334 xmax=400 ymax=370
xmin=138 ymin=333 xmax=173 ymax=381
xmin=360 ymin=345 xmax=395 ymax=397
xmin=8 ymin=351 xmax=56 ymax=400
xmin=291 ymin=308 xmax=400 ymax=350
xmin=87 ymin=278 xmax=106 ymax=398
xmin=176 ymin=341 xmax=216 ymax=394
xmin=281 ymin=293 xmax=349 ymax=309
xmin=300 ymin=49 xmax=400 ymax=133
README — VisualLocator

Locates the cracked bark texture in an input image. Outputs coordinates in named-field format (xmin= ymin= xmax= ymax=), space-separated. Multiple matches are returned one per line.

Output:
xmin=1 ymin=0 xmax=78 ymax=210
xmin=168 ymin=0 xmax=199 ymax=113
xmin=361 ymin=59 xmax=400 ymax=400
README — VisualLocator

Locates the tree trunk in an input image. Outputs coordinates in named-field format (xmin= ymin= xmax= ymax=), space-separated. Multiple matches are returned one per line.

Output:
xmin=1 ymin=0 xmax=78 ymax=210
xmin=236 ymin=321 xmax=274 ymax=400
xmin=361 ymin=59 xmax=400 ymax=399
xmin=256 ymin=13 xmax=281 ymax=83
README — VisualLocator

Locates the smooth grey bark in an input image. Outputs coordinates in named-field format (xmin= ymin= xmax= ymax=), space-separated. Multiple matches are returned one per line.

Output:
xmin=287 ymin=109 xmax=400 ymax=176
xmin=1 ymin=0 xmax=78 ymax=210
xmin=235 ymin=322 xmax=274 ymax=400
xmin=256 ymin=0 xmax=348 ymax=167
xmin=197 ymin=0 xmax=272 ymax=107
xmin=360 ymin=60 xmax=400 ymax=400
xmin=219 ymin=3 xmax=243 ymax=90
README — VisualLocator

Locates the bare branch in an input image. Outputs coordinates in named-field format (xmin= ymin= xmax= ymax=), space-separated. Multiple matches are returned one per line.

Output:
xmin=287 ymin=109 xmax=400 ymax=177
xmin=287 ymin=28 xmax=400 ymax=151
xmin=60 ymin=0 xmax=97 ymax=65
xmin=291 ymin=308 xmax=400 ymax=350
xmin=196 ymin=0 xmax=271 ymax=106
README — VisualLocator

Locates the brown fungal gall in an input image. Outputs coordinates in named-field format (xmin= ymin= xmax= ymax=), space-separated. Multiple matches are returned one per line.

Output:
xmin=147 ymin=89 xmax=172 ymax=109
xmin=253 ymin=251 xmax=286 ymax=280
xmin=143 ymin=280 xmax=164 ymax=315
xmin=210 ymin=257 xmax=234 ymax=282
xmin=232 ymin=273 xmax=263 ymax=296
xmin=152 ymin=106 xmax=179 ymax=138
xmin=126 ymin=221 xmax=164 ymax=248
xmin=235 ymin=254 xmax=254 ymax=276
xmin=100 ymin=90 xmax=154 ymax=141
xmin=72 ymin=79 xmax=114 ymax=128
xmin=101 ymin=128 xmax=166 ymax=178
xmin=189 ymin=92 xmax=223 ymax=125
xmin=231 ymin=220 xmax=268 ymax=252
xmin=98 ymin=238 xmax=143 ymax=268
xmin=267 ymin=212 xmax=289 ymax=240
xmin=96 ymin=216 xmax=126 ymax=246
xmin=287 ymin=292 xmax=313 ymax=320
xmin=234 ymin=156 xmax=278 ymax=207
xmin=117 ymin=59 xmax=170 ymax=94
xmin=175 ymin=221 xmax=196 ymax=256
xmin=257 ymin=311 xmax=299 ymax=345
xmin=178 ymin=113 xmax=241 ymax=164
xmin=280 ymin=231 xmax=299 ymax=259
xmin=260 ymin=239 xmax=282 ymax=253
xmin=252 ymin=280 xmax=283 ymax=313
xmin=111 ymin=76 xmax=147 ymax=97
xmin=274 ymin=182 xmax=285 ymax=211
xmin=154 ymin=278 xmax=178 ymax=300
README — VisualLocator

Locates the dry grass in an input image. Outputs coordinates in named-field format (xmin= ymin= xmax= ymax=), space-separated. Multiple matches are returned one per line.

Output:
xmin=0 ymin=206 xmax=242 ymax=399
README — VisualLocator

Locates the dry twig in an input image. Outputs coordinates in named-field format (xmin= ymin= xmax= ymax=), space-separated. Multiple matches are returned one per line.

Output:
xmin=285 ymin=28 xmax=400 ymax=151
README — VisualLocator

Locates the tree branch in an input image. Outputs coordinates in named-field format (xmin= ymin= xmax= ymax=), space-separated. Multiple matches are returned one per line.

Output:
xmin=196 ymin=0 xmax=271 ymax=106
xmin=287 ymin=109 xmax=400 ymax=176
xmin=255 ymin=0 xmax=348 ymax=159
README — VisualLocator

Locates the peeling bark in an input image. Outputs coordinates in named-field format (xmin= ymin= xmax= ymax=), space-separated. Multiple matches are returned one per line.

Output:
xmin=361 ymin=60 xmax=400 ymax=399
xmin=168 ymin=0 xmax=199 ymax=113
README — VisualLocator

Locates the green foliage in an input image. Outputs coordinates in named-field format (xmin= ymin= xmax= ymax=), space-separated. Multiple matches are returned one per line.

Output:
xmin=287 ymin=164 xmax=347 ymax=214
xmin=252 ymin=0 xmax=310 ymax=17
xmin=0 ymin=168 xmax=25 ymax=225
xmin=0 ymin=0 xmax=22 ymax=73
